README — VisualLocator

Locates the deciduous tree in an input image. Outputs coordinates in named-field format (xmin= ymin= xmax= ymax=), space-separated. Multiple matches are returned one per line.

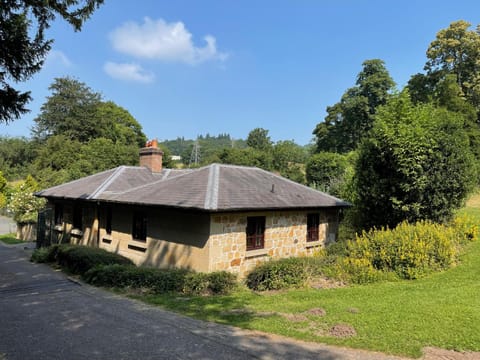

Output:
xmin=313 ymin=59 xmax=395 ymax=153
xmin=355 ymin=91 xmax=476 ymax=229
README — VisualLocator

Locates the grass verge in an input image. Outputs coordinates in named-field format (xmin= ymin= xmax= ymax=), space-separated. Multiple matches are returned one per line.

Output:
xmin=126 ymin=206 xmax=480 ymax=358
xmin=0 ymin=233 xmax=24 ymax=245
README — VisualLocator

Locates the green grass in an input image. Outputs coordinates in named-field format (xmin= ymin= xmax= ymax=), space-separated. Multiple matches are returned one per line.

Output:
xmin=129 ymin=207 xmax=480 ymax=358
xmin=0 ymin=233 xmax=24 ymax=245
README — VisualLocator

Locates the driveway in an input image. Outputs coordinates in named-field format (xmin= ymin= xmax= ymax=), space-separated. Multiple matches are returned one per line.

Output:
xmin=0 ymin=243 xmax=413 ymax=360
xmin=0 ymin=215 xmax=16 ymax=235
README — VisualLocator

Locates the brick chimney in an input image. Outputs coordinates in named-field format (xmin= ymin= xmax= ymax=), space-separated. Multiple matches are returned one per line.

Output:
xmin=139 ymin=139 xmax=163 ymax=172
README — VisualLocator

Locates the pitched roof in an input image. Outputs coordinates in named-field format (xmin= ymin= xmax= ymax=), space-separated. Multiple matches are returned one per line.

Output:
xmin=36 ymin=164 xmax=350 ymax=211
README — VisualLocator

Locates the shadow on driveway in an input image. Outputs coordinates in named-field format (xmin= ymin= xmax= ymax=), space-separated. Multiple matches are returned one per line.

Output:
xmin=0 ymin=243 xmax=406 ymax=360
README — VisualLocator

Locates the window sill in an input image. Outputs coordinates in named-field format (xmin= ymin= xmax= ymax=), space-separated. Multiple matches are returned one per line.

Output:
xmin=132 ymin=238 xmax=147 ymax=243
xmin=70 ymin=228 xmax=83 ymax=237
xmin=245 ymin=248 xmax=268 ymax=258
xmin=306 ymin=240 xmax=323 ymax=248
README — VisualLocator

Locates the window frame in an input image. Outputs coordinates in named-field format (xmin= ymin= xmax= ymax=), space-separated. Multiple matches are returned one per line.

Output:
xmin=132 ymin=212 xmax=147 ymax=242
xmin=246 ymin=216 xmax=266 ymax=251
xmin=306 ymin=213 xmax=320 ymax=242
xmin=54 ymin=204 xmax=63 ymax=225
xmin=105 ymin=207 xmax=112 ymax=235
xmin=73 ymin=204 xmax=83 ymax=230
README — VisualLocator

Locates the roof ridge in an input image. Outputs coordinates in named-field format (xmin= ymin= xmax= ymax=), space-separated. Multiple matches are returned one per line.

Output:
xmin=88 ymin=166 xmax=127 ymax=200
xmin=35 ymin=167 xmax=120 ymax=196
xmin=204 ymin=164 xmax=219 ymax=210
xmin=107 ymin=166 xmax=206 ymax=196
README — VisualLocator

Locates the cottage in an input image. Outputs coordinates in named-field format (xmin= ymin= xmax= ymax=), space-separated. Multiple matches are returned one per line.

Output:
xmin=36 ymin=142 xmax=350 ymax=276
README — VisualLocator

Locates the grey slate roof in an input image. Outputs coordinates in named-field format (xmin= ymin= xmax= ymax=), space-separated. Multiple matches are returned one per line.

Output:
xmin=36 ymin=164 xmax=350 ymax=211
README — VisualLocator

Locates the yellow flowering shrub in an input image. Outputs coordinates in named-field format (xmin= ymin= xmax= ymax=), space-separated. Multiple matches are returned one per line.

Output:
xmin=343 ymin=217 xmax=477 ymax=281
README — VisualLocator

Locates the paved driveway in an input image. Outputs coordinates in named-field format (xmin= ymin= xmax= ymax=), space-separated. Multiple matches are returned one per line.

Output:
xmin=0 ymin=215 xmax=16 ymax=235
xmin=0 ymin=243 xmax=409 ymax=360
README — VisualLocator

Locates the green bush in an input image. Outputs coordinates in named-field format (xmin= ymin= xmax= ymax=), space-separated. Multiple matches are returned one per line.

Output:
xmin=84 ymin=265 xmax=237 ymax=295
xmin=245 ymin=257 xmax=308 ymax=291
xmin=206 ymin=271 xmax=237 ymax=295
xmin=55 ymin=245 xmax=133 ymax=275
xmin=84 ymin=265 xmax=188 ymax=292
xmin=183 ymin=272 xmax=209 ymax=295
xmin=30 ymin=244 xmax=61 ymax=263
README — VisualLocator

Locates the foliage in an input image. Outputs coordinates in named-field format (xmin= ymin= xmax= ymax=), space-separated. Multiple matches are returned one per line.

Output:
xmin=245 ymin=257 xmax=309 ymax=291
xmin=0 ymin=171 xmax=7 ymax=209
xmin=313 ymin=59 xmax=395 ymax=153
xmin=52 ymin=245 xmax=134 ymax=275
xmin=32 ymin=135 xmax=141 ymax=188
xmin=218 ymin=147 xmax=273 ymax=170
xmin=305 ymin=152 xmax=348 ymax=195
xmin=32 ymin=77 xmax=146 ymax=146
xmin=7 ymin=175 xmax=45 ymax=223
xmin=355 ymin=91 xmax=476 ymax=229
xmin=83 ymin=264 xmax=237 ymax=295
xmin=272 ymin=140 xmax=307 ymax=183
xmin=84 ymin=264 xmax=188 ymax=292
xmin=0 ymin=233 xmax=23 ymax=245
xmin=340 ymin=216 xmax=478 ymax=283
xmin=0 ymin=0 xmax=104 ymax=123
xmin=32 ymin=77 xmax=102 ymax=142
xmin=30 ymin=244 xmax=60 ymax=263
xmin=94 ymin=101 xmax=147 ymax=148
xmin=0 ymin=137 xmax=35 ymax=180
xmin=246 ymin=128 xmax=273 ymax=151
xmin=425 ymin=20 xmax=480 ymax=110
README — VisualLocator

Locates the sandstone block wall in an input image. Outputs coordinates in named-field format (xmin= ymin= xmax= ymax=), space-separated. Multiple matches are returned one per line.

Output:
xmin=209 ymin=209 xmax=339 ymax=277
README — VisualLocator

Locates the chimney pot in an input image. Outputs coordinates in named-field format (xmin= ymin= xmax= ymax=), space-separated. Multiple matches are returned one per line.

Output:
xmin=140 ymin=139 xmax=163 ymax=172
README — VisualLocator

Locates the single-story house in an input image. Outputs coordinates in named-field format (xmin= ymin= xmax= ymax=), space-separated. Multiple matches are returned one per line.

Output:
xmin=36 ymin=142 xmax=350 ymax=276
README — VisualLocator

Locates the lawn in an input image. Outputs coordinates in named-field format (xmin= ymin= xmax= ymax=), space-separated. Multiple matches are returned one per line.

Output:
xmin=132 ymin=206 xmax=480 ymax=358
xmin=0 ymin=233 xmax=24 ymax=245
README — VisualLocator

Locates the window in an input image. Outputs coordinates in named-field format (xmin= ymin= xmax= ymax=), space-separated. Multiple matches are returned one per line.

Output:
xmin=132 ymin=212 xmax=147 ymax=241
xmin=307 ymin=213 xmax=319 ymax=242
xmin=246 ymin=216 xmax=265 ymax=251
xmin=73 ymin=204 xmax=82 ymax=229
xmin=54 ymin=204 xmax=63 ymax=225
xmin=105 ymin=207 xmax=112 ymax=235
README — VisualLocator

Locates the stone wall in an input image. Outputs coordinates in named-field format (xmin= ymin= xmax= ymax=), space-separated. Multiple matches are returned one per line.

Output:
xmin=208 ymin=209 xmax=339 ymax=277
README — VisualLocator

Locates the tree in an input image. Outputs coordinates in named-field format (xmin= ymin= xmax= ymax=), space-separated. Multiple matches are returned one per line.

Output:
xmin=313 ymin=59 xmax=395 ymax=153
xmin=355 ymin=91 xmax=476 ymax=230
xmin=425 ymin=20 xmax=480 ymax=109
xmin=32 ymin=77 xmax=102 ymax=142
xmin=218 ymin=147 xmax=273 ymax=170
xmin=32 ymin=77 xmax=146 ymax=145
xmin=0 ymin=171 xmax=7 ymax=209
xmin=94 ymin=101 xmax=147 ymax=148
xmin=1 ymin=0 xmax=104 ymax=123
xmin=306 ymin=152 xmax=348 ymax=195
xmin=246 ymin=128 xmax=273 ymax=151
xmin=7 ymin=175 xmax=45 ymax=223
xmin=0 ymin=136 xmax=35 ymax=180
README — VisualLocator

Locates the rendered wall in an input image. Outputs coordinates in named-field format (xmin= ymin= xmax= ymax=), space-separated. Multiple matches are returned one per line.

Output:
xmin=98 ymin=205 xmax=210 ymax=271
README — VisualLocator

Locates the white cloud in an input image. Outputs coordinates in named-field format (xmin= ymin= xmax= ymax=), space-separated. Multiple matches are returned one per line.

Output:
xmin=45 ymin=50 xmax=72 ymax=67
xmin=109 ymin=17 xmax=228 ymax=65
xmin=103 ymin=62 xmax=155 ymax=83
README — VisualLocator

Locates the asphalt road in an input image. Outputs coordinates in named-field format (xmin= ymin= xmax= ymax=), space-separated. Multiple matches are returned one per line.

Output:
xmin=0 ymin=242 xmax=406 ymax=360
xmin=0 ymin=215 xmax=16 ymax=235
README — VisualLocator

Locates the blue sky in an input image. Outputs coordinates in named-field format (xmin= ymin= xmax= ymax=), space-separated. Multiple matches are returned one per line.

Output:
xmin=2 ymin=1 xmax=480 ymax=145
